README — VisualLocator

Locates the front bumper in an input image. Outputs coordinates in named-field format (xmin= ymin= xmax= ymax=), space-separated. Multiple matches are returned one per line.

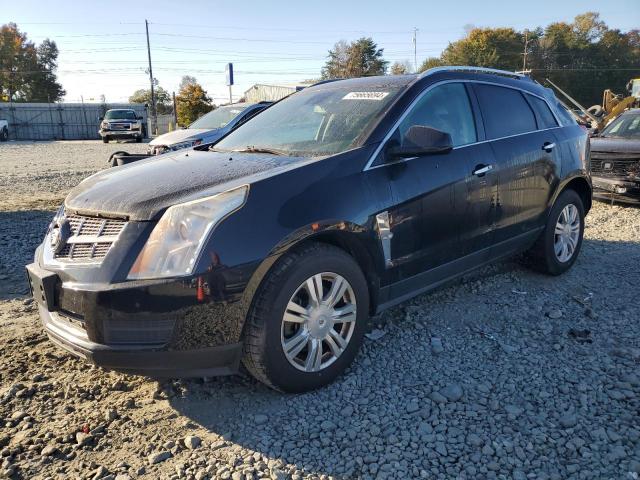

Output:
xmin=26 ymin=262 xmax=245 ymax=378
xmin=592 ymin=176 xmax=640 ymax=204
xmin=100 ymin=129 xmax=142 ymax=139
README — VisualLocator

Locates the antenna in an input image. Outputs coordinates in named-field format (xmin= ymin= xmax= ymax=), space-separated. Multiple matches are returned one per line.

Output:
xmin=412 ymin=28 xmax=418 ymax=73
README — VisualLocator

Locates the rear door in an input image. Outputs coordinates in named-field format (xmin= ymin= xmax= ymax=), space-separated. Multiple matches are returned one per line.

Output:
xmin=471 ymin=83 xmax=560 ymax=249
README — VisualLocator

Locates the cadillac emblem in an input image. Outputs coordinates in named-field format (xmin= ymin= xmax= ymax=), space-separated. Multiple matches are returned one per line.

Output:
xmin=49 ymin=218 xmax=72 ymax=254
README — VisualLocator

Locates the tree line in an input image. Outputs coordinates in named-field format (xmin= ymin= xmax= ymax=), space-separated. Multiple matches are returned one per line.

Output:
xmin=2 ymin=12 xmax=638 ymax=111
xmin=321 ymin=12 xmax=640 ymax=107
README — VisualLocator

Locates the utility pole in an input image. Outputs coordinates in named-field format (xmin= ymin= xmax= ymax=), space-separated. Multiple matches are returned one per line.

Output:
xmin=522 ymin=30 xmax=530 ymax=72
xmin=145 ymin=19 xmax=157 ymax=136
xmin=412 ymin=28 xmax=418 ymax=73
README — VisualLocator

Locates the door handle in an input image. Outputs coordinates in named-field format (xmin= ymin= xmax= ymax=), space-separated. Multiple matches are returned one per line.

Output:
xmin=542 ymin=142 xmax=556 ymax=152
xmin=473 ymin=164 xmax=493 ymax=176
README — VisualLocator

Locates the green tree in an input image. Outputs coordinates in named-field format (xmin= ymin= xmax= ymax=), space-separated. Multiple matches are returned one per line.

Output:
xmin=321 ymin=37 xmax=388 ymax=79
xmin=0 ymin=23 xmax=64 ymax=102
xmin=418 ymin=13 xmax=640 ymax=106
xmin=439 ymin=27 xmax=523 ymax=70
xmin=418 ymin=57 xmax=445 ymax=73
xmin=176 ymin=79 xmax=213 ymax=126
xmin=129 ymin=86 xmax=172 ymax=114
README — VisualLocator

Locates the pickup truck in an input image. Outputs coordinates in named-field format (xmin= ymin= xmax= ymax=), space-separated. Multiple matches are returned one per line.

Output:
xmin=0 ymin=120 xmax=8 ymax=141
xmin=99 ymin=109 xmax=146 ymax=143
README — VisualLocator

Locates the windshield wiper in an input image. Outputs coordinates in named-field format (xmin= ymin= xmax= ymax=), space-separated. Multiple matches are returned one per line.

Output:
xmin=232 ymin=146 xmax=288 ymax=156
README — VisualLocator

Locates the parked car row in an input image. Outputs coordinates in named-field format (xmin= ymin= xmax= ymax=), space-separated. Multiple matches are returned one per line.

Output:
xmin=28 ymin=66 xmax=593 ymax=392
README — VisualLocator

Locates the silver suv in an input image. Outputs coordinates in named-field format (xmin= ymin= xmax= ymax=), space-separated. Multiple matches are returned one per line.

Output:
xmin=99 ymin=109 xmax=146 ymax=143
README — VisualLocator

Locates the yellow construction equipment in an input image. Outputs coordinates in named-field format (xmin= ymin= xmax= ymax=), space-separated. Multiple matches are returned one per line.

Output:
xmin=546 ymin=78 xmax=640 ymax=132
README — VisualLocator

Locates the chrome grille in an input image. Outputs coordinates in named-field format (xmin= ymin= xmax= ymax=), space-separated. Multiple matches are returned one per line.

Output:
xmin=54 ymin=215 xmax=126 ymax=262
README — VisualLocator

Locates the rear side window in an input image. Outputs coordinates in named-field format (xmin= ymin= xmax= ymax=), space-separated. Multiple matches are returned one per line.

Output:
xmin=473 ymin=84 xmax=537 ymax=139
xmin=398 ymin=83 xmax=477 ymax=147
xmin=527 ymin=95 xmax=558 ymax=129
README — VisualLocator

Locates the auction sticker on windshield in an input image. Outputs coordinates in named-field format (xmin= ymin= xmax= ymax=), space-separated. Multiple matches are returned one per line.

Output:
xmin=343 ymin=92 xmax=390 ymax=100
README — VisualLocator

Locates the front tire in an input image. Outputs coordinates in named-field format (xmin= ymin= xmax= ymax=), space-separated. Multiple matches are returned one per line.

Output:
xmin=242 ymin=243 xmax=369 ymax=392
xmin=526 ymin=189 xmax=585 ymax=275
xmin=0 ymin=127 xmax=7 ymax=141
xmin=102 ymin=136 xmax=109 ymax=143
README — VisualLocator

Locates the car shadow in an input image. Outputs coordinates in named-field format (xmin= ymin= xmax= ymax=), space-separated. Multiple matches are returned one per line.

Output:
xmin=165 ymin=236 xmax=640 ymax=478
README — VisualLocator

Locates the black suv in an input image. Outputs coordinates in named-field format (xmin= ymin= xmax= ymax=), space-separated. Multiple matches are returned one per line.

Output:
xmin=27 ymin=67 xmax=591 ymax=392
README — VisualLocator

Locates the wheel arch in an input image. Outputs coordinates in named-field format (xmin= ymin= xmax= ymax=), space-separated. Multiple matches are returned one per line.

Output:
xmin=552 ymin=175 xmax=592 ymax=214
xmin=240 ymin=223 xmax=383 ymax=334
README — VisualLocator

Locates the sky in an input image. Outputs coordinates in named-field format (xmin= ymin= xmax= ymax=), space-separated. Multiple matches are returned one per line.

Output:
xmin=4 ymin=0 xmax=639 ymax=105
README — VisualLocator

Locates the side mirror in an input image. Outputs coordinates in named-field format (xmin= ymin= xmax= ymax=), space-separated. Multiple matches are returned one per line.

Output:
xmin=387 ymin=125 xmax=453 ymax=159
xmin=98 ymin=117 xmax=103 ymax=121
xmin=137 ymin=116 xmax=144 ymax=120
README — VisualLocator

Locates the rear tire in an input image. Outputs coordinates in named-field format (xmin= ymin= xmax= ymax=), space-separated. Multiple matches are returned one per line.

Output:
xmin=242 ymin=243 xmax=369 ymax=392
xmin=526 ymin=189 xmax=585 ymax=275
xmin=135 ymin=136 xmax=142 ymax=143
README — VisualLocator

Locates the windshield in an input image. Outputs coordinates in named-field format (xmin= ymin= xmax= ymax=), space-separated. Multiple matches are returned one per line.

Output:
xmin=601 ymin=114 xmax=640 ymax=139
xmin=105 ymin=110 xmax=137 ymax=120
xmin=214 ymin=83 xmax=405 ymax=156
xmin=190 ymin=105 xmax=249 ymax=129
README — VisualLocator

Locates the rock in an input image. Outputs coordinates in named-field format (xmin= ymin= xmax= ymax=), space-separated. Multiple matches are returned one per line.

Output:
xmin=41 ymin=444 xmax=57 ymax=456
xmin=466 ymin=433 xmax=483 ymax=447
xmin=184 ymin=435 xmax=201 ymax=450
xmin=547 ymin=309 xmax=563 ymax=319
xmin=430 ymin=391 xmax=447 ymax=404
xmin=148 ymin=451 xmax=172 ymax=464
xmin=115 ymin=475 xmax=132 ymax=480
xmin=10 ymin=411 xmax=27 ymax=421
xmin=505 ymin=405 xmax=524 ymax=417
xmin=76 ymin=432 xmax=94 ymax=446
xmin=406 ymin=402 xmax=420 ymax=413
xmin=104 ymin=408 xmax=118 ymax=422
xmin=439 ymin=384 xmax=463 ymax=402
xmin=431 ymin=337 xmax=444 ymax=354
xmin=434 ymin=442 xmax=447 ymax=456
xmin=254 ymin=414 xmax=269 ymax=425
xmin=365 ymin=329 xmax=386 ymax=341
xmin=559 ymin=412 xmax=578 ymax=429
xmin=91 ymin=466 xmax=108 ymax=479
xmin=320 ymin=420 xmax=336 ymax=431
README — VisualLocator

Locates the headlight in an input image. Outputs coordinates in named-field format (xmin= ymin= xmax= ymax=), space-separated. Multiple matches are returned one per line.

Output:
xmin=127 ymin=185 xmax=248 ymax=280
xmin=101 ymin=121 xmax=108 ymax=129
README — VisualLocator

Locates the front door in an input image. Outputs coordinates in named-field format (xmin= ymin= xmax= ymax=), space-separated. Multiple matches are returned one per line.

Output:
xmin=373 ymin=82 xmax=494 ymax=298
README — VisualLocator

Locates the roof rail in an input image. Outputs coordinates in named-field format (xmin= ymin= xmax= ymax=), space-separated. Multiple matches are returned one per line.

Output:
xmin=309 ymin=78 xmax=344 ymax=87
xmin=420 ymin=66 xmax=531 ymax=81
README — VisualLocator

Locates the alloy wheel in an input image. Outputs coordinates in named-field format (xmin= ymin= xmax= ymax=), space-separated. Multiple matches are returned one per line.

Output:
xmin=280 ymin=272 xmax=357 ymax=372
xmin=554 ymin=204 xmax=580 ymax=263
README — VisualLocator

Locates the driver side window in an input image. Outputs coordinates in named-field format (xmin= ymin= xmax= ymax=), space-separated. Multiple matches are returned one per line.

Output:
xmin=398 ymin=83 xmax=477 ymax=147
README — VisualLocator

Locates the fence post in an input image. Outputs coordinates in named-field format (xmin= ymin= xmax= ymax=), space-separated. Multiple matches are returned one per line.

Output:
xmin=47 ymin=97 xmax=56 ymax=140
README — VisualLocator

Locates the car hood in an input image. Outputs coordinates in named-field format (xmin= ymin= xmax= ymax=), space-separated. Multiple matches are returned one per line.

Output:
xmin=106 ymin=118 xmax=138 ymax=123
xmin=64 ymin=149 xmax=315 ymax=221
xmin=590 ymin=137 xmax=640 ymax=154
xmin=149 ymin=128 xmax=218 ymax=146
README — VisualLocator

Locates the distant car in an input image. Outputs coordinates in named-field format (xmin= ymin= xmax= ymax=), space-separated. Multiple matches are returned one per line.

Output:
xmin=99 ymin=109 xmax=146 ymax=143
xmin=0 ymin=119 xmax=8 ymax=141
xmin=147 ymin=102 xmax=272 ymax=155
xmin=590 ymin=109 xmax=640 ymax=204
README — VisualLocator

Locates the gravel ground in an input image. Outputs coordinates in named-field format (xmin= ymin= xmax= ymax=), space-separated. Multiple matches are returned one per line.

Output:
xmin=1 ymin=141 xmax=639 ymax=480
